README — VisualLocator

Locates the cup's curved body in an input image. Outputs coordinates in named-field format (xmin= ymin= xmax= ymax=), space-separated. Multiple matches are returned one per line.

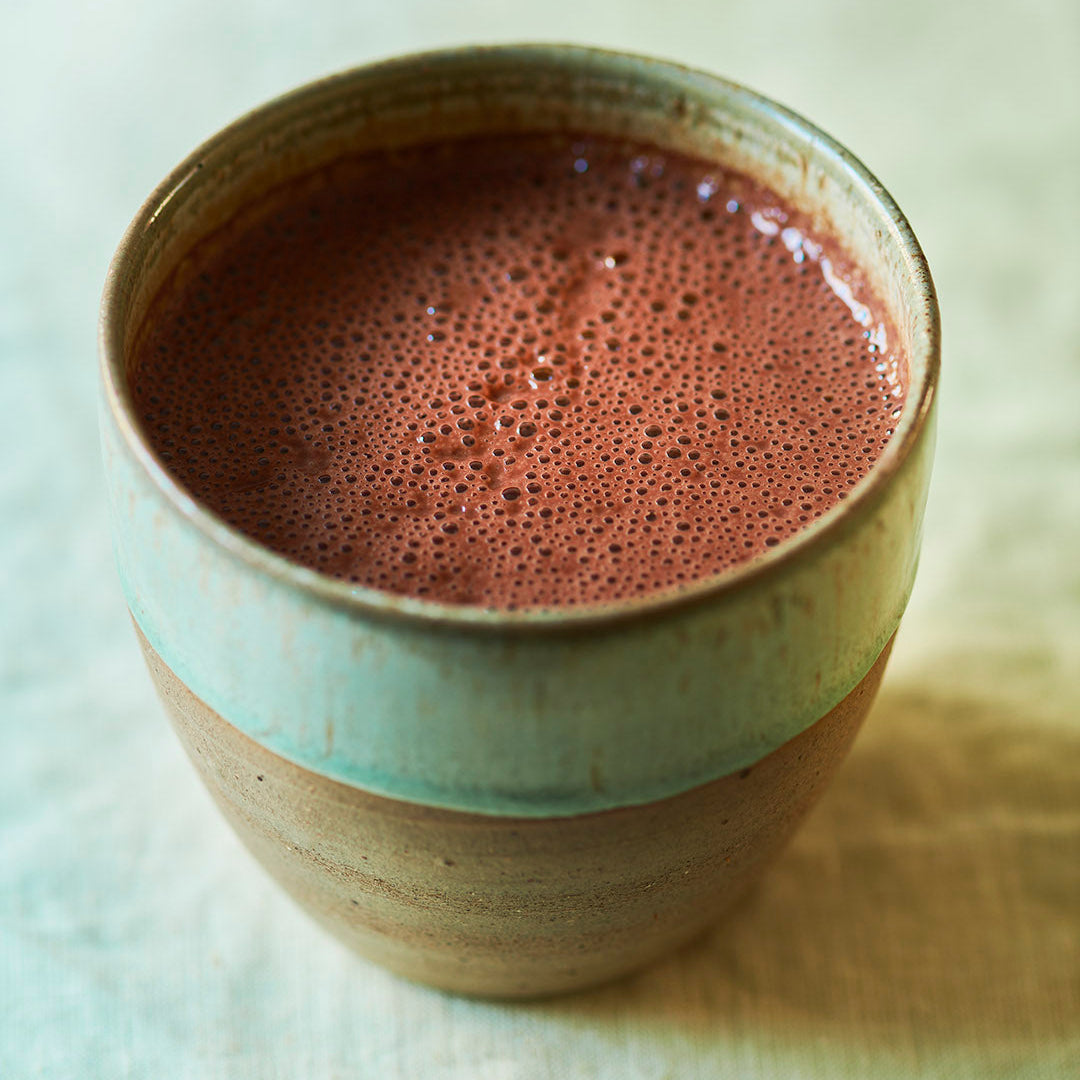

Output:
xmin=100 ymin=46 xmax=939 ymax=996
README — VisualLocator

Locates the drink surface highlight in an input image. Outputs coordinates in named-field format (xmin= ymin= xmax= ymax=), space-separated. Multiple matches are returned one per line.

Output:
xmin=131 ymin=133 xmax=905 ymax=609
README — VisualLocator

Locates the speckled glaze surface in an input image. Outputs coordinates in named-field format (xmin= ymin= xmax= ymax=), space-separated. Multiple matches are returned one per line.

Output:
xmin=100 ymin=46 xmax=938 ymax=994
xmin=140 ymin=624 xmax=893 ymax=997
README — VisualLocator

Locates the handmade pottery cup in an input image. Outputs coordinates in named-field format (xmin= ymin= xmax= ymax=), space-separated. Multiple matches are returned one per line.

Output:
xmin=100 ymin=45 xmax=939 ymax=997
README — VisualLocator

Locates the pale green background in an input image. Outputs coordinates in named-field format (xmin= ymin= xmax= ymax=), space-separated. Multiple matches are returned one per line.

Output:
xmin=2 ymin=0 xmax=1078 ymax=1077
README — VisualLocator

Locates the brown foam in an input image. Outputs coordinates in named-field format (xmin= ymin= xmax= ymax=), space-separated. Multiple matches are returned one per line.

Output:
xmin=131 ymin=133 xmax=905 ymax=609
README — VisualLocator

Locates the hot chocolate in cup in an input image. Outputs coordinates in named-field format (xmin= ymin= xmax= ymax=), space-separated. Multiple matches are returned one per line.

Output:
xmin=100 ymin=45 xmax=939 ymax=997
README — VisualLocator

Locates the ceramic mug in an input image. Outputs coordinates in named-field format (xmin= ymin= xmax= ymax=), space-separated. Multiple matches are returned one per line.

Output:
xmin=100 ymin=45 xmax=939 ymax=997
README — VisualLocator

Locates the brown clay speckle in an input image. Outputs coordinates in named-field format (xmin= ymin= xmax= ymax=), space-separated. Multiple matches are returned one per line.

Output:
xmin=136 ymin=624 xmax=892 ymax=997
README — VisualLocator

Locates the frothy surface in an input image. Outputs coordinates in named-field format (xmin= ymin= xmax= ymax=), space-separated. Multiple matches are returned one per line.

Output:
xmin=131 ymin=133 xmax=905 ymax=609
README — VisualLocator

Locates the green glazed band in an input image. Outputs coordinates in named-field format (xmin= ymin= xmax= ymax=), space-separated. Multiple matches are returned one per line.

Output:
xmin=100 ymin=45 xmax=939 ymax=817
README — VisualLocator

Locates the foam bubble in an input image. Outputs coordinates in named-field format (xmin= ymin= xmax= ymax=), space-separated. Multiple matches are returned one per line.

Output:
xmin=131 ymin=133 xmax=905 ymax=609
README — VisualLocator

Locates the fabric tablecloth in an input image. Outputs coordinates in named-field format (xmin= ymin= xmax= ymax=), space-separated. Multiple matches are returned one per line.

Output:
xmin=3 ymin=0 xmax=1077 ymax=1076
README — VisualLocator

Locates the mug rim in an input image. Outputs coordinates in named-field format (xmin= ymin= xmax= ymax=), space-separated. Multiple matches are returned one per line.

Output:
xmin=99 ymin=42 xmax=940 ymax=635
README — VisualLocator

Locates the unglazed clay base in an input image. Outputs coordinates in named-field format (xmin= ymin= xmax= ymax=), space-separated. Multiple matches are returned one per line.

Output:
xmin=138 ymin=625 xmax=893 ymax=997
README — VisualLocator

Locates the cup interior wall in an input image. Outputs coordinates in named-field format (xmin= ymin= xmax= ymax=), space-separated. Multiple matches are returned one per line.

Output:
xmin=112 ymin=52 xmax=931 ymax=422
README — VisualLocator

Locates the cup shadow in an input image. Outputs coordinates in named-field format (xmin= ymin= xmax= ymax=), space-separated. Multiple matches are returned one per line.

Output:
xmin=541 ymin=682 xmax=1080 ymax=1051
